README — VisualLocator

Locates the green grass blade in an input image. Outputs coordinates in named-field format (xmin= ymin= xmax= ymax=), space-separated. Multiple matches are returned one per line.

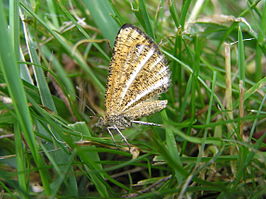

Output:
xmin=238 ymin=26 xmax=246 ymax=84
xmin=14 ymin=123 xmax=28 ymax=199
xmin=83 ymin=0 xmax=120 ymax=46
xmin=255 ymin=1 xmax=266 ymax=81
xmin=180 ymin=0 xmax=192 ymax=28
xmin=9 ymin=0 xmax=20 ymax=58
xmin=135 ymin=0 xmax=154 ymax=39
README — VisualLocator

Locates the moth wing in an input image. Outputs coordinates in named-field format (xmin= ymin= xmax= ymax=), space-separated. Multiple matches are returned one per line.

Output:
xmin=119 ymin=43 xmax=170 ymax=112
xmin=105 ymin=24 xmax=170 ymax=116
xmin=105 ymin=24 xmax=151 ymax=115
xmin=122 ymin=100 xmax=168 ymax=120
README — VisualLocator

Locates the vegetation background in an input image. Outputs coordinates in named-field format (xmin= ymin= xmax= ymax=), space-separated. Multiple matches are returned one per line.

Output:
xmin=0 ymin=0 xmax=265 ymax=198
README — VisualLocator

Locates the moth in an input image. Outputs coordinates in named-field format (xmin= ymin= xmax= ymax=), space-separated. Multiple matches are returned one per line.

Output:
xmin=97 ymin=24 xmax=170 ymax=143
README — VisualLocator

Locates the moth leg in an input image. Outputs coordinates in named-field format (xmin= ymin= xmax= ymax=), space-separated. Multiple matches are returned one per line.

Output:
xmin=107 ymin=127 xmax=116 ymax=144
xmin=131 ymin=120 xmax=162 ymax=127
xmin=113 ymin=125 xmax=130 ymax=148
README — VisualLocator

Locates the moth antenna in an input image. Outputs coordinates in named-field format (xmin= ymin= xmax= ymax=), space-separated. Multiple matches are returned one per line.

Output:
xmin=75 ymin=86 xmax=97 ymax=116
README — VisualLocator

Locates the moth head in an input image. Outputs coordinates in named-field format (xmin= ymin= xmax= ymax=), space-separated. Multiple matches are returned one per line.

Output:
xmin=95 ymin=116 xmax=107 ymax=128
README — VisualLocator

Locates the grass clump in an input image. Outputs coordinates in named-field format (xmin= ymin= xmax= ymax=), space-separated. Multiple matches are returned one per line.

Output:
xmin=0 ymin=0 xmax=265 ymax=198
